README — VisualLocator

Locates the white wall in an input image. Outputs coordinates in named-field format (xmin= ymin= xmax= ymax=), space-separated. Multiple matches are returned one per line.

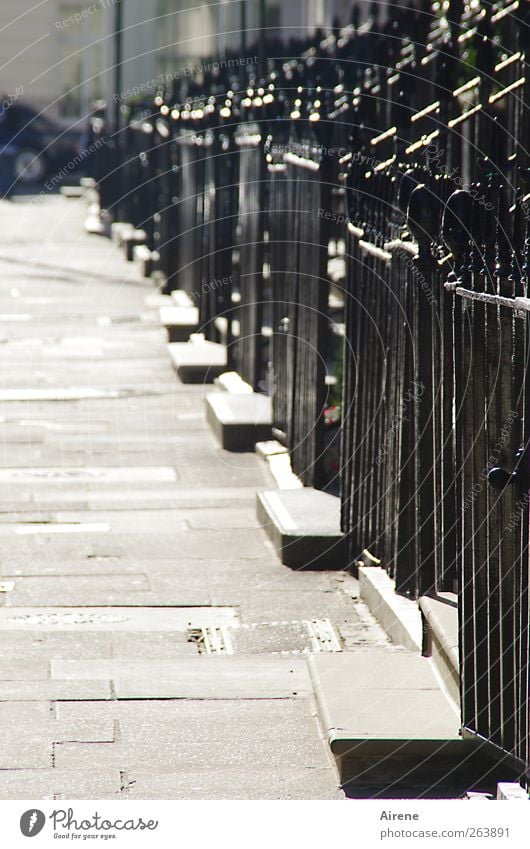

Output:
xmin=0 ymin=0 xmax=158 ymax=126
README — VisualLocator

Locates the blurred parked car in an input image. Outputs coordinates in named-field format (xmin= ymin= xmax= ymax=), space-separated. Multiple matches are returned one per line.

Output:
xmin=0 ymin=103 xmax=81 ymax=184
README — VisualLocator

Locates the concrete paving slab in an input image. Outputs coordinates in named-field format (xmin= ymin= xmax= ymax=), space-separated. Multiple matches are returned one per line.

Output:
xmin=0 ymin=659 xmax=50 ymax=680
xmin=0 ymin=681 xmax=111 ymax=700
xmin=0 ymin=467 xmax=178 ymax=483
xmin=12 ymin=522 xmax=111 ymax=535
xmin=109 ymin=633 xmax=199 ymax=658
xmin=0 ymin=632 xmax=113 ymax=660
xmin=209 ymin=589 xmax=356 ymax=624
xmin=6 ymin=721 xmax=115 ymax=744
xmin=0 ymin=606 xmax=238 ymax=631
xmin=50 ymin=509 xmax=195 ymax=533
xmin=0 ymin=769 xmax=122 ymax=800
xmin=83 ymin=486 xmax=261 ymax=509
xmin=55 ymin=732 xmax=328 ymax=772
xmin=0 ymin=387 xmax=162 ymax=402
xmin=3 ymin=559 xmax=144 ymax=576
xmin=3 ymin=574 xmax=151 ymax=607
xmin=55 ymin=697 xmax=317 ymax=724
xmin=52 ymin=657 xmax=310 ymax=699
xmin=182 ymin=506 xmax=261 ymax=530
xmin=123 ymin=768 xmax=343 ymax=800
xmin=0 ymin=701 xmax=51 ymax=720
xmin=0 ymin=740 xmax=53 ymax=769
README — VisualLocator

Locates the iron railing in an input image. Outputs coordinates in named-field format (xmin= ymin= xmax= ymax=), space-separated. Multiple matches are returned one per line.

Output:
xmin=88 ymin=0 xmax=530 ymax=778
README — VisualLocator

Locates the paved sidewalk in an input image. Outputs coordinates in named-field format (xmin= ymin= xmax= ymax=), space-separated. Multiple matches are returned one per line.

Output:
xmin=0 ymin=192 xmax=390 ymax=800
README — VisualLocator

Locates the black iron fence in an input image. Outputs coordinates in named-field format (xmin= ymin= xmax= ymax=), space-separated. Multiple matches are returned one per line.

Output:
xmin=89 ymin=0 xmax=530 ymax=779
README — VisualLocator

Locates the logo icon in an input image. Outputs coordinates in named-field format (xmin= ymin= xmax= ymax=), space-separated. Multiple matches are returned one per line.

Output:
xmin=20 ymin=810 xmax=46 ymax=837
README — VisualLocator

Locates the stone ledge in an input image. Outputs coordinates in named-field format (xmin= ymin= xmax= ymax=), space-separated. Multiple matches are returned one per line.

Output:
xmin=167 ymin=338 xmax=227 ymax=384
xmin=171 ymin=290 xmax=196 ymax=308
xmin=308 ymin=651 xmax=479 ymax=793
xmin=255 ymin=441 xmax=303 ymax=490
xmin=256 ymin=488 xmax=345 ymax=569
xmin=205 ymin=392 xmax=272 ymax=451
xmin=419 ymin=593 xmax=459 ymax=706
xmin=124 ymin=229 xmax=147 ymax=261
xmin=110 ymin=222 xmax=133 ymax=245
xmin=133 ymin=244 xmax=158 ymax=277
xmin=214 ymin=372 xmax=253 ymax=394
xmin=160 ymin=305 xmax=199 ymax=342
xmin=60 ymin=185 xmax=86 ymax=199
xmin=496 ymin=782 xmax=529 ymax=800
xmin=358 ymin=566 xmax=422 ymax=652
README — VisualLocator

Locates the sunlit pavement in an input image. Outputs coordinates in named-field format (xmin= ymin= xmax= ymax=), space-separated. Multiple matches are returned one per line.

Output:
xmin=0 ymin=193 xmax=389 ymax=799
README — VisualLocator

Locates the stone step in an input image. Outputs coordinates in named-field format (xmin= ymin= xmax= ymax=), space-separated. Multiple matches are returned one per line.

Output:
xmin=124 ymin=230 xmax=147 ymax=261
xmin=170 ymin=290 xmax=195 ymax=308
xmin=308 ymin=650 xmax=488 ymax=795
xmin=419 ymin=593 xmax=459 ymax=706
xmin=256 ymin=488 xmax=345 ymax=569
xmin=358 ymin=566 xmax=422 ymax=652
xmin=206 ymin=392 xmax=272 ymax=451
xmin=214 ymin=371 xmax=253 ymax=394
xmin=84 ymin=212 xmax=106 ymax=236
xmin=160 ymin=305 xmax=199 ymax=342
xmin=167 ymin=339 xmax=227 ymax=383
xmin=60 ymin=185 xmax=85 ymax=199
xmin=111 ymin=222 xmax=133 ymax=245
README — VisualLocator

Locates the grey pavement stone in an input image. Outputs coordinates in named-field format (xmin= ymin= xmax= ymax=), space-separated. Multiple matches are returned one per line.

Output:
xmin=0 ymin=195 xmax=371 ymax=799
xmin=0 ymin=467 xmax=178 ymax=483
xmin=123 ymin=768 xmax=343 ymax=800
xmin=4 ymin=721 xmax=115 ymax=744
xmin=54 ymin=486 xmax=258 ymax=510
xmin=4 ymin=559 xmax=142 ymax=576
xmin=137 ymin=528 xmax=272 ymax=560
xmin=0 ymin=681 xmax=111 ymax=700
xmin=55 ymin=697 xmax=317 ymax=724
xmin=209 ymin=589 xmax=358 ymax=625
xmin=50 ymin=509 xmax=193 ymax=532
xmin=184 ymin=507 xmax=261 ymax=530
xmin=198 ymin=563 xmax=348 ymax=593
xmin=0 ymin=659 xmax=49 ymax=680
xmin=0 ymin=632 xmax=112 ymax=660
xmin=0 ymin=769 xmax=122 ymax=800
xmin=52 ymin=657 xmax=310 ymax=699
xmin=109 ymin=633 xmax=198 ymax=658
xmin=53 ymin=530 xmax=274 ymax=561
xmin=0 ymin=739 xmax=53 ymax=769
xmin=0 ymin=606 xmax=237 ymax=632
xmin=53 ymin=701 xmax=331 ymax=773
xmin=0 ymin=701 xmax=51 ymax=720
xmin=55 ymin=733 xmax=329 ymax=772
xmin=0 ymin=538 xmax=105 ymax=562
xmin=3 ymin=574 xmax=151 ymax=607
